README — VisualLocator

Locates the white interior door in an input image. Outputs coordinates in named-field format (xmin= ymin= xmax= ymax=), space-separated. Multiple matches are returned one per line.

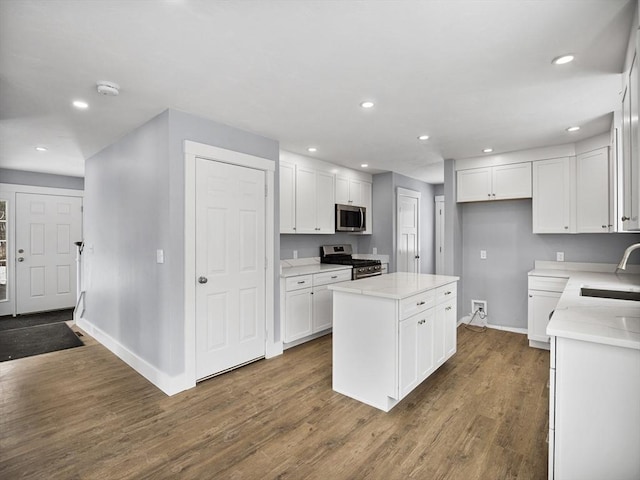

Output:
xmin=435 ymin=195 xmax=445 ymax=275
xmin=15 ymin=193 xmax=82 ymax=314
xmin=397 ymin=188 xmax=420 ymax=273
xmin=195 ymin=158 xmax=266 ymax=380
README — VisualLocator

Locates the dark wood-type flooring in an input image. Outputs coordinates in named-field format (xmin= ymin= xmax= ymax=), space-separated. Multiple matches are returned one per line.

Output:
xmin=0 ymin=325 xmax=549 ymax=479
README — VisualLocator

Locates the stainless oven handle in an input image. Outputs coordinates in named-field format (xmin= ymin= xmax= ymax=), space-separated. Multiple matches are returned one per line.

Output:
xmin=354 ymin=271 xmax=382 ymax=280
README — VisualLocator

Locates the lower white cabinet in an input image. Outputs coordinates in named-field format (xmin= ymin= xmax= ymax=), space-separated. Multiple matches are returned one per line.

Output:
xmin=333 ymin=277 xmax=458 ymax=412
xmin=282 ymin=268 xmax=351 ymax=345
xmin=527 ymin=275 xmax=568 ymax=349
xmin=549 ymin=336 xmax=640 ymax=480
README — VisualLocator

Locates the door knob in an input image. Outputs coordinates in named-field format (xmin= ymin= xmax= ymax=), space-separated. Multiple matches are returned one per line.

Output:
xmin=198 ymin=276 xmax=208 ymax=284
xmin=17 ymin=257 xmax=24 ymax=262
xmin=18 ymin=248 xmax=24 ymax=254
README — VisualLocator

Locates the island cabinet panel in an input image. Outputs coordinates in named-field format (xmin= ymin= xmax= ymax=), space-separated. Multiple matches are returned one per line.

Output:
xmin=331 ymin=274 xmax=459 ymax=412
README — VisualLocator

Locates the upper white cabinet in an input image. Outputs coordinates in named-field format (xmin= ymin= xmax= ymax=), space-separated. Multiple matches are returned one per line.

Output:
xmin=576 ymin=147 xmax=611 ymax=232
xmin=279 ymin=160 xmax=296 ymax=234
xmin=533 ymin=157 xmax=575 ymax=233
xmin=456 ymin=163 xmax=531 ymax=202
xmin=336 ymin=176 xmax=364 ymax=205
xmin=620 ymin=48 xmax=640 ymax=231
xmin=279 ymin=151 xmax=373 ymax=235
xmin=295 ymin=166 xmax=335 ymax=234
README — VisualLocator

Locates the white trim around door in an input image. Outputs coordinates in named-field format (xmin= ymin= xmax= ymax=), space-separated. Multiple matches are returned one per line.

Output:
xmin=184 ymin=140 xmax=278 ymax=390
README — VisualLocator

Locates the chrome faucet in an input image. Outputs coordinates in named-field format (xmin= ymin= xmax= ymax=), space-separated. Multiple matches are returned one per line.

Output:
xmin=616 ymin=243 xmax=640 ymax=272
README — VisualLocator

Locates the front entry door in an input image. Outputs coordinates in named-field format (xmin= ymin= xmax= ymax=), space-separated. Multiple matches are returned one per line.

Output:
xmin=195 ymin=158 xmax=266 ymax=380
xmin=15 ymin=193 xmax=83 ymax=314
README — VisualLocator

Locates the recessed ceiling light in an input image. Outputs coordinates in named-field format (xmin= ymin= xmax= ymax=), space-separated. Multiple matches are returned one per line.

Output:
xmin=360 ymin=101 xmax=375 ymax=109
xmin=566 ymin=126 xmax=580 ymax=132
xmin=361 ymin=164 xmax=369 ymax=168
xmin=552 ymin=54 xmax=574 ymax=65
xmin=483 ymin=148 xmax=493 ymax=153
xmin=307 ymin=147 xmax=317 ymax=153
xmin=418 ymin=135 xmax=430 ymax=141
xmin=35 ymin=146 xmax=48 ymax=152
xmin=72 ymin=100 xmax=89 ymax=109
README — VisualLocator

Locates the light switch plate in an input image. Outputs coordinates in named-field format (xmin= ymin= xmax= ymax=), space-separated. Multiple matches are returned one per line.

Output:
xmin=480 ymin=250 xmax=487 ymax=259
xmin=156 ymin=249 xmax=164 ymax=264
xmin=373 ymin=247 xmax=378 ymax=254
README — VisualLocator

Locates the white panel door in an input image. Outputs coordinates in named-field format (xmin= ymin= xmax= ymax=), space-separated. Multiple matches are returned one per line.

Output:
xmin=397 ymin=192 xmax=419 ymax=273
xmin=195 ymin=159 xmax=266 ymax=380
xmin=15 ymin=193 xmax=82 ymax=314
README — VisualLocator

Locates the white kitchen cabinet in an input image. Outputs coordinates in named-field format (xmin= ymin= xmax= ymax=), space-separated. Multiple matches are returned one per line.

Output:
xmin=281 ymin=268 xmax=351 ymax=345
xmin=456 ymin=163 xmax=531 ymax=202
xmin=279 ymin=160 xmax=296 ymax=234
xmin=336 ymin=176 xmax=363 ymax=205
xmin=295 ymin=166 xmax=335 ymax=234
xmin=532 ymin=157 xmax=575 ymax=233
xmin=549 ymin=336 xmax=640 ymax=480
xmin=528 ymin=275 xmax=568 ymax=349
xmin=576 ymin=147 xmax=611 ymax=232
xmin=332 ymin=275 xmax=458 ymax=412
xmin=620 ymin=49 xmax=640 ymax=231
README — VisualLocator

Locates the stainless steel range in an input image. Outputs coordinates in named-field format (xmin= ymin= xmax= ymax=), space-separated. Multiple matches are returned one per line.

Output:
xmin=320 ymin=244 xmax=382 ymax=280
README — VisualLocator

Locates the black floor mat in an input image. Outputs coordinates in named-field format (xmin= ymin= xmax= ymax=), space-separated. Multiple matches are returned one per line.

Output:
xmin=0 ymin=322 xmax=84 ymax=362
xmin=0 ymin=308 xmax=74 ymax=332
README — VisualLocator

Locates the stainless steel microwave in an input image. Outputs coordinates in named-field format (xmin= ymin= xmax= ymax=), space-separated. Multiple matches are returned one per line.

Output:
xmin=335 ymin=203 xmax=366 ymax=232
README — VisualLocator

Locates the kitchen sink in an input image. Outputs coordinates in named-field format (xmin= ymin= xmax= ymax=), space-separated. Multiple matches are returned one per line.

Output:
xmin=580 ymin=287 xmax=640 ymax=302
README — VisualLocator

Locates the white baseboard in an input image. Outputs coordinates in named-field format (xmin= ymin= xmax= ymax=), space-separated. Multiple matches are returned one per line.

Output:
xmin=76 ymin=317 xmax=195 ymax=396
xmin=457 ymin=316 xmax=527 ymax=335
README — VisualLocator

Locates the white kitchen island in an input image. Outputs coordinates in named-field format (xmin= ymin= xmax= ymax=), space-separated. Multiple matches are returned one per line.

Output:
xmin=329 ymin=272 xmax=459 ymax=412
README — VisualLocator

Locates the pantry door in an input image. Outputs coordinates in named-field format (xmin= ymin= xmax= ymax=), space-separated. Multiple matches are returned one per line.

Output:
xmin=397 ymin=188 xmax=421 ymax=273
xmin=15 ymin=193 xmax=83 ymax=314
xmin=195 ymin=158 xmax=266 ymax=380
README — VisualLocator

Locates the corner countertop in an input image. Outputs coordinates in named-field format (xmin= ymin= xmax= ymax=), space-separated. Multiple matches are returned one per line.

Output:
xmin=328 ymin=272 xmax=459 ymax=300
xmin=546 ymin=271 xmax=640 ymax=350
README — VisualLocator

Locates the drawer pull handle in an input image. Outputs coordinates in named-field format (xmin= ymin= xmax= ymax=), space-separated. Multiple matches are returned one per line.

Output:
xmin=444 ymin=291 xmax=452 ymax=295
xmin=331 ymin=276 xmax=338 ymax=279
xmin=417 ymin=301 xmax=426 ymax=306
xmin=297 ymin=281 xmax=306 ymax=284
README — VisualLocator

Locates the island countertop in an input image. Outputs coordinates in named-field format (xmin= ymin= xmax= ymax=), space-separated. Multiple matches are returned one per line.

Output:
xmin=329 ymin=272 xmax=459 ymax=300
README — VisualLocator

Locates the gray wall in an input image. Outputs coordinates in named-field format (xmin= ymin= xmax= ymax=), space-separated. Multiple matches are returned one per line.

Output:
xmin=461 ymin=199 xmax=639 ymax=329
xmin=0 ymin=168 xmax=84 ymax=190
xmin=280 ymin=233 xmax=364 ymax=259
xmin=84 ymin=109 xmax=279 ymax=377
xmin=433 ymin=184 xmax=445 ymax=196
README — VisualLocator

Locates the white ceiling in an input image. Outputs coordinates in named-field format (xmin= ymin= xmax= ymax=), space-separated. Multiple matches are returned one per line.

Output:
xmin=0 ymin=0 xmax=635 ymax=183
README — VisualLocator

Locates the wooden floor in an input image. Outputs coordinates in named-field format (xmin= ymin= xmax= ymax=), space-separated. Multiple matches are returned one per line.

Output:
xmin=0 ymin=325 xmax=549 ymax=479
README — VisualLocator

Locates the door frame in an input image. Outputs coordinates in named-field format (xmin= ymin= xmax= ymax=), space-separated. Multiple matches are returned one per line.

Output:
xmin=0 ymin=183 xmax=84 ymax=317
xmin=396 ymin=187 xmax=421 ymax=273
xmin=183 ymin=141 xmax=276 ymax=387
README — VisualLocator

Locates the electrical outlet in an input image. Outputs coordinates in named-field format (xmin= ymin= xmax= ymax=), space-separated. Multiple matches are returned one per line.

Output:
xmin=373 ymin=247 xmax=378 ymax=254
xmin=480 ymin=250 xmax=487 ymax=260
xmin=556 ymin=251 xmax=564 ymax=262
xmin=293 ymin=250 xmax=298 ymax=259
xmin=471 ymin=300 xmax=487 ymax=315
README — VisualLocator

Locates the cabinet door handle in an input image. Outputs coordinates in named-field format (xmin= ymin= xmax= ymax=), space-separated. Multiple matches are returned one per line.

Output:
xmin=622 ymin=216 xmax=630 ymax=221
xmin=418 ymin=319 xmax=425 ymax=325
xmin=529 ymin=294 xmax=533 ymax=298
xmin=601 ymin=225 xmax=608 ymax=229
xmin=445 ymin=306 xmax=452 ymax=311
xmin=417 ymin=301 xmax=426 ymax=306
xmin=564 ymin=226 xmax=568 ymax=229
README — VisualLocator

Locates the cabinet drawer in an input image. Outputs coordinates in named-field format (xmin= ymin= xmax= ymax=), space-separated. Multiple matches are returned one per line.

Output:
xmin=400 ymin=290 xmax=436 ymax=320
xmin=313 ymin=269 xmax=352 ymax=286
xmin=528 ymin=276 xmax=568 ymax=293
xmin=285 ymin=275 xmax=313 ymax=291
xmin=436 ymin=283 xmax=457 ymax=304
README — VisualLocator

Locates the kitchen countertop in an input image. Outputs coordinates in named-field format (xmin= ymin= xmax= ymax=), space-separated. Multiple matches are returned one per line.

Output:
xmin=546 ymin=271 xmax=640 ymax=350
xmin=280 ymin=262 xmax=352 ymax=278
xmin=329 ymin=272 xmax=459 ymax=300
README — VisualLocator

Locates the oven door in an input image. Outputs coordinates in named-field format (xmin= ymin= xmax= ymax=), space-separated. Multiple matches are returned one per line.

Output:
xmin=352 ymin=265 xmax=382 ymax=280
xmin=336 ymin=204 xmax=366 ymax=232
